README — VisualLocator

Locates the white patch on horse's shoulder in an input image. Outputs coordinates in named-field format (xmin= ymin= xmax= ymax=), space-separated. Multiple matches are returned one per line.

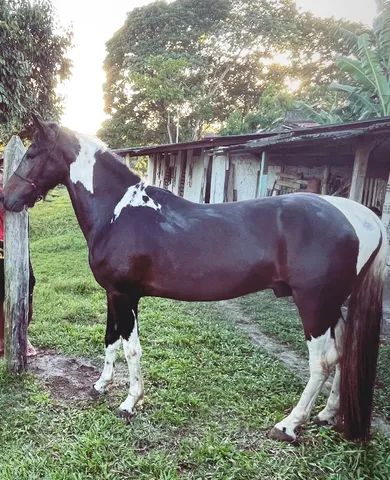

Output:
xmin=111 ymin=182 xmax=161 ymax=222
xmin=321 ymin=196 xmax=382 ymax=275
xmin=70 ymin=133 xmax=106 ymax=193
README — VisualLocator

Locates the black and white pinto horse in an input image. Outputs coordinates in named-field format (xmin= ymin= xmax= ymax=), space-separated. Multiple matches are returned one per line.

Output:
xmin=4 ymin=116 xmax=387 ymax=442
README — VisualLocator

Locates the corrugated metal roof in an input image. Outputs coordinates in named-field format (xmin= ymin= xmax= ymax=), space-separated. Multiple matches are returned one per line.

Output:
xmin=244 ymin=119 xmax=390 ymax=152
xmin=114 ymin=131 xmax=276 ymax=157
xmin=114 ymin=116 xmax=390 ymax=157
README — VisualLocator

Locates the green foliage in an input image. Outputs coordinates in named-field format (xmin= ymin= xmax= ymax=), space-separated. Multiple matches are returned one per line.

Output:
xmin=220 ymin=85 xmax=294 ymax=134
xmin=129 ymin=54 xmax=193 ymax=143
xmin=332 ymin=3 xmax=390 ymax=118
xmin=298 ymin=2 xmax=390 ymax=123
xmin=294 ymin=98 xmax=350 ymax=125
xmin=100 ymin=0 xmax=361 ymax=147
xmin=0 ymin=0 xmax=71 ymax=142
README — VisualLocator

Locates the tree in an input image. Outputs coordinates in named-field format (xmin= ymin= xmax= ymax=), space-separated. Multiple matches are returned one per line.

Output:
xmin=129 ymin=55 xmax=193 ymax=143
xmin=0 ymin=0 xmax=71 ymax=142
xmin=331 ymin=1 xmax=390 ymax=119
xmin=219 ymin=84 xmax=294 ymax=134
xmin=297 ymin=1 xmax=390 ymax=123
xmin=101 ymin=0 xmax=362 ymax=147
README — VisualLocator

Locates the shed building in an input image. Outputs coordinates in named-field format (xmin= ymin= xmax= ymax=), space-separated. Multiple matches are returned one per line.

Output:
xmin=115 ymin=117 xmax=390 ymax=230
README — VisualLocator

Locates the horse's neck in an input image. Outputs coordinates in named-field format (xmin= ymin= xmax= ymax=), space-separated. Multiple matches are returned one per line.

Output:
xmin=65 ymin=136 xmax=140 ymax=242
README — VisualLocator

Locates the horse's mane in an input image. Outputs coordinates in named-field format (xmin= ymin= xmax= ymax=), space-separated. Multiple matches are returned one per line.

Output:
xmin=74 ymin=132 xmax=141 ymax=186
xmin=75 ymin=131 xmax=108 ymax=151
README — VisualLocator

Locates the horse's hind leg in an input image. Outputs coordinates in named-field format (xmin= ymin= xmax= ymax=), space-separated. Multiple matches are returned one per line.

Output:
xmin=313 ymin=364 xmax=341 ymax=426
xmin=269 ymin=293 xmax=343 ymax=442
xmin=313 ymin=319 xmax=345 ymax=426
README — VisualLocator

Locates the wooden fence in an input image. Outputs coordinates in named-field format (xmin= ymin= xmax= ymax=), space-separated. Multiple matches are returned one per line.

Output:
xmin=362 ymin=177 xmax=387 ymax=211
xmin=3 ymin=136 xmax=29 ymax=373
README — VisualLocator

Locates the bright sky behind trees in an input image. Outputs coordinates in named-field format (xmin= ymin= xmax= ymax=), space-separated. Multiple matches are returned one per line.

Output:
xmin=52 ymin=0 xmax=377 ymax=135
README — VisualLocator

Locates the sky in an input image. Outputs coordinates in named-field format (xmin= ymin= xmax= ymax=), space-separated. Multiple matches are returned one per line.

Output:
xmin=52 ymin=0 xmax=378 ymax=135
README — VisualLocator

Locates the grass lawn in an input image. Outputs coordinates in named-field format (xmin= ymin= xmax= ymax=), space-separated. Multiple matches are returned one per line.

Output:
xmin=0 ymin=188 xmax=389 ymax=480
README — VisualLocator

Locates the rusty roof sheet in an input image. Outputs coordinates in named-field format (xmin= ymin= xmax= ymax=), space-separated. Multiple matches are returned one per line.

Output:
xmin=114 ymin=116 xmax=390 ymax=157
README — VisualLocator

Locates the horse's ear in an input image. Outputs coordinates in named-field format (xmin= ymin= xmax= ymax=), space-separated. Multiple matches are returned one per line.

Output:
xmin=31 ymin=112 xmax=55 ymax=141
xmin=31 ymin=112 xmax=45 ymax=129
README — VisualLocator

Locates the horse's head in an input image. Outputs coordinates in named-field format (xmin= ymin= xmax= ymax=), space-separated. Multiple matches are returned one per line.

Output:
xmin=4 ymin=114 xmax=76 ymax=212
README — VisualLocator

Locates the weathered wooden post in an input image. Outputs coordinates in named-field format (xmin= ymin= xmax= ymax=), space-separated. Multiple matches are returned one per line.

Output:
xmin=349 ymin=141 xmax=374 ymax=203
xmin=4 ymin=136 xmax=29 ymax=373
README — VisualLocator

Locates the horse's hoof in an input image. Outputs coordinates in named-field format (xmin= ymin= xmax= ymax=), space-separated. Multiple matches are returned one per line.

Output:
xmin=90 ymin=386 xmax=105 ymax=399
xmin=313 ymin=416 xmax=331 ymax=426
xmin=268 ymin=427 xmax=296 ymax=443
xmin=117 ymin=408 xmax=135 ymax=423
xmin=313 ymin=416 xmax=344 ymax=434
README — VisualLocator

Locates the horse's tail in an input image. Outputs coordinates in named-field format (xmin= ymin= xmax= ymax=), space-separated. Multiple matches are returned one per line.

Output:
xmin=340 ymin=219 xmax=387 ymax=441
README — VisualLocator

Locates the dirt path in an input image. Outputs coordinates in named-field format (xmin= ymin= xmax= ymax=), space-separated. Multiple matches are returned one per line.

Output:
xmin=217 ymin=299 xmax=390 ymax=439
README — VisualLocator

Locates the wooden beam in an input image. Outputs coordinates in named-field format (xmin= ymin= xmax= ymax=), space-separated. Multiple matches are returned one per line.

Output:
xmin=4 ymin=136 xmax=29 ymax=373
xmin=349 ymin=141 xmax=374 ymax=203
xmin=147 ymin=154 xmax=155 ymax=184
xmin=257 ymin=151 xmax=268 ymax=198
xmin=321 ymin=165 xmax=330 ymax=195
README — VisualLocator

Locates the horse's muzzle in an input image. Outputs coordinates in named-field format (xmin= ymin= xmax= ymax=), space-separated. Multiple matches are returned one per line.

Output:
xmin=3 ymin=195 xmax=26 ymax=212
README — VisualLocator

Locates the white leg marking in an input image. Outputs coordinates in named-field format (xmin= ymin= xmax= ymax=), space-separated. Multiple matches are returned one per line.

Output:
xmin=274 ymin=319 xmax=343 ymax=439
xmin=119 ymin=311 xmax=144 ymax=414
xmin=94 ymin=339 xmax=121 ymax=393
xmin=316 ymin=365 xmax=341 ymax=425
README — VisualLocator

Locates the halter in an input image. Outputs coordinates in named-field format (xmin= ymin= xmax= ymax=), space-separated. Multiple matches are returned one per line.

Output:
xmin=13 ymin=126 xmax=60 ymax=197
xmin=12 ymin=171 xmax=39 ymax=191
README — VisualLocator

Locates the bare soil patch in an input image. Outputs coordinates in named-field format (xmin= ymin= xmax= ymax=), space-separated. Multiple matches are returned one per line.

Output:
xmin=28 ymin=349 xmax=128 ymax=404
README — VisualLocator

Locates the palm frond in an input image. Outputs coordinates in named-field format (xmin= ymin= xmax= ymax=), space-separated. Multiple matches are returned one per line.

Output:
xmin=293 ymin=101 xmax=345 ymax=124
xmin=373 ymin=2 xmax=390 ymax=72
xmin=330 ymin=82 xmax=381 ymax=117
xmin=335 ymin=56 xmax=377 ymax=91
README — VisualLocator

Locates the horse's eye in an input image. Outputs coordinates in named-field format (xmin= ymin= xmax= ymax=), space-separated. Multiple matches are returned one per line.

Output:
xmin=26 ymin=152 xmax=35 ymax=160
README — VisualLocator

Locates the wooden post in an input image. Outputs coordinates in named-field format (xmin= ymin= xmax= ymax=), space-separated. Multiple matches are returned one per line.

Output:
xmin=349 ymin=141 xmax=374 ymax=203
xmin=321 ymin=165 xmax=330 ymax=195
xmin=381 ymin=169 xmax=390 ymax=227
xmin=148 ymin=154 xmax=156 ymax=185
xmin=257 ymin=151 xmax=268 ymax=198
xmin=4 ymin=136 xmax=29 ymax=373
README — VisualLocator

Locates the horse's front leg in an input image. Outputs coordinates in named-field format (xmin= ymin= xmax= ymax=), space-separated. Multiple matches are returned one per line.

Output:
xmin=118 ymin=303 xmax=144 ymax=421
xmin=93 ymin=291 xmax=122 ymax=394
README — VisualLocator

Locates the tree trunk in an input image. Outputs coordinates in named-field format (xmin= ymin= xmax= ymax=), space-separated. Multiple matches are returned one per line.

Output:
xmin=192 ymin=118 xmax=202 ymax=141
xmin=167 ymin=111 xmax=173 ymax=144
xmin=175 ymin=114 xmax=180 ymax=143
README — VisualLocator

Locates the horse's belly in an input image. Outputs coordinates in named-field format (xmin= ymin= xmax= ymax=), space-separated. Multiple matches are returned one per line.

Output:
xmin=144 ymin=262 xmax=273 ymax=301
